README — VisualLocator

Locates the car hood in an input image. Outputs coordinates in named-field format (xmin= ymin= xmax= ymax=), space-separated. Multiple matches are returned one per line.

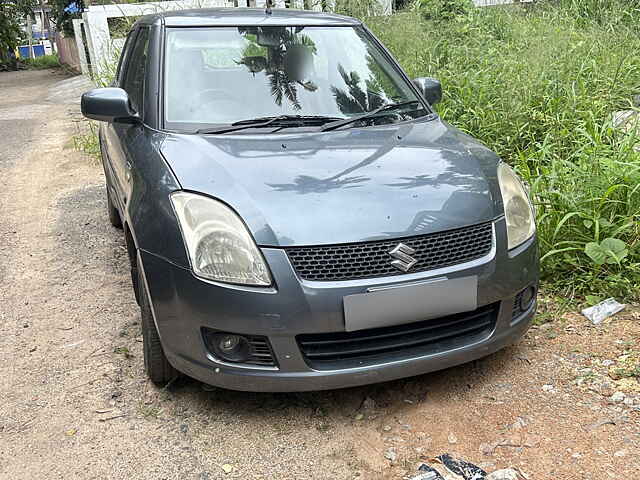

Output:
xmin=160 ymin=118 xmax=503 ymax=247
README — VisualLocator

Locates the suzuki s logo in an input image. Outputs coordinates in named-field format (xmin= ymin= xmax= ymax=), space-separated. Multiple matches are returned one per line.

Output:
xmin=388 ymin=243 xmax=417 ymax=272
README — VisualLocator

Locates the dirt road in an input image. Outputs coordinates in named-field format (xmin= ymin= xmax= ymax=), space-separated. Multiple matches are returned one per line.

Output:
xmin=1 ymin=69 xmax=639 ymax=480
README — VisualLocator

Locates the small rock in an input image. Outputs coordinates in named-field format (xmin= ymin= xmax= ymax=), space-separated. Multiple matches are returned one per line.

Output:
xmin=447 ymin=432 xmax=458 ymax=444
xmin=571 ymin=452 xmax=582 ymax=459
xmin=354 ymin=413 xmax=364 ymax=421
xmin=382 ymin=425 xmax=392 ymax=432
xmin=384 ymin=448 xmax=397 ymax=462
xmin=29 ymin=346 xmax=37 ymax=353
xmin=614 ymin=449 xmax=627 ymax=457
xmin=599 ymin=382 xmax=614 ymax=397
xmin=601 ymin=359 xmax=615 ymax=367
xmin=610 ymin=391 xmax=626 ymax=403
xmin=180 ymin=424 xmax=188 ymax=433
xmin=611 ymin=110 xmax=640 ymax=130
xmin=221 ymin=464 xmax=233 ymax=474
xmin=542 ymin=384 xmax=554 ymax=392
xmin=623 ymin=397 xmax=635 ymax=406
xmin=510 ymin=416 xmax=527 ymax=430
xmin=486 ymin=468 xmax=519 ymax=480
xmin=480 ymin=442 xmax=496 ymax=455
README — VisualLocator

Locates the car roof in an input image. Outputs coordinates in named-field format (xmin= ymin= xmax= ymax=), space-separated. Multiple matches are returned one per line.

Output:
xmin=137 ymin=8 xmax=361 ymax=27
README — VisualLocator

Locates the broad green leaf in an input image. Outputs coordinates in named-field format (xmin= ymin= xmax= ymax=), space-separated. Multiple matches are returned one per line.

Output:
xmin=585 ymin=242 xmax=607 ymax=265
xmin=584 ymin=238 xmax=628 ymax=265
xmin=600 ymin=237 xmax=628 ymax=264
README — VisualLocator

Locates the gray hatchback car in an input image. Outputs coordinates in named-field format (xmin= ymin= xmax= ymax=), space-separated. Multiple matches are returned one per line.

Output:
xmin=81 ymin=8 xmax=538 ymax=392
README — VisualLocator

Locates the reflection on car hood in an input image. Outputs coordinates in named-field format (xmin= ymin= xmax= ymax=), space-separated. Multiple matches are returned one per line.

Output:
xmin=160 ymin=118 xmax=503 ymax=247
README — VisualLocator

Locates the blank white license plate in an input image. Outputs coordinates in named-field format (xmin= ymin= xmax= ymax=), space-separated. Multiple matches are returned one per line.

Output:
xmin=343 ymin=276 xmax=478 ymax=332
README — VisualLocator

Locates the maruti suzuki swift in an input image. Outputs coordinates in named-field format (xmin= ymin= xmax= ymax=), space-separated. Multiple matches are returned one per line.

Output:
xmin=81 ymin=8 xmax=538 ymax=391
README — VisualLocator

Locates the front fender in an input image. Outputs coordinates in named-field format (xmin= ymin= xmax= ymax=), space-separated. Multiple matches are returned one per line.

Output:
xmin=125 ymin=126 xmax=189 ymax=268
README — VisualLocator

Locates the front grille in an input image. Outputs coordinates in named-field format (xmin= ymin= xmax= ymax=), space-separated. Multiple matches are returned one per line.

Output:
xmin=286 ymin=222 xmax=493 ymax=282
xmin=297 ymin=303 xmax=498 ymax=370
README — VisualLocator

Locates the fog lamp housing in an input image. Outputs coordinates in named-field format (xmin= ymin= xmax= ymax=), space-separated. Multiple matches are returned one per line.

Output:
xmin=202 ymin=328 xmax=277 ymax=367
xmin=513 ymin=285 xmax=537 ymax=320
xmin=520 ymin=286 xmax=536 ymax=311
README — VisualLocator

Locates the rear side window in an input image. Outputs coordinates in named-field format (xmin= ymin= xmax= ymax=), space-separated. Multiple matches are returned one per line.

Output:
xmin=123 ymin=28 xmax=150 ymax=116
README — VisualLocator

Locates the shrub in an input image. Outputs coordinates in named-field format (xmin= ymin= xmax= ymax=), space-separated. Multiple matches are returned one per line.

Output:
xmin=22 ymin=53 xmax=61 ymax=69
xmin=412 ymin=0 xmax=474 ymax=21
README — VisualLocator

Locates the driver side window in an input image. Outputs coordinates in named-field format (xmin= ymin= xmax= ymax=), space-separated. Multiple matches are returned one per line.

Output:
xmin=123 ymin=28 xmax=150 ymax=117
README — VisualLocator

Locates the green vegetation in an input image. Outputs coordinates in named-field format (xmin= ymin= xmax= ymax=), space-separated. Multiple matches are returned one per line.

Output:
xmin=0 ymin=0 xmax=35 ymax=68
xmin=367 ymin=0 xmax=640 ymax=300
xmin=73 ymin=118 xmax=101 ymax=160
xmin=22 ymin=53 xmax=61 ymax=69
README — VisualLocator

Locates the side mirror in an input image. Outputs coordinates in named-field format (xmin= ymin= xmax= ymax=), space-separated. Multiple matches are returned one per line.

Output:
xmin=413 ymin=77 xmax=442 ymax=106
xmin=81 ymin=87 xmax=139 ymax=123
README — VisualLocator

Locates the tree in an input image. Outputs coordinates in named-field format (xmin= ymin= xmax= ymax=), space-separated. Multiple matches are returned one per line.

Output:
xmin=0 ymin=0 xmax=37 ymax=66
xmin=49 ymin=0 xmax=84 ymax=37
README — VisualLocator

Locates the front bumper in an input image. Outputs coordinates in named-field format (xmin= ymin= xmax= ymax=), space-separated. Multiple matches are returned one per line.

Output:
xmin=141 ymin=218 xmax=538 ymax=392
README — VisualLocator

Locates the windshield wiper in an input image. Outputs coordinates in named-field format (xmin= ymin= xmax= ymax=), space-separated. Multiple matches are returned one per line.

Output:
xmin=320 ymin=100 xmax=423 ymax=132
xmin=197 ymin=115 xmax=343 ymax=134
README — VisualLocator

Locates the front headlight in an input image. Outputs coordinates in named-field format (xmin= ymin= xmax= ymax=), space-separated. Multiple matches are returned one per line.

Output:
xmin=497 ymin=163 xmax=535 ymax=250
xmin=170 ymin=192 xmax=272 ymax=286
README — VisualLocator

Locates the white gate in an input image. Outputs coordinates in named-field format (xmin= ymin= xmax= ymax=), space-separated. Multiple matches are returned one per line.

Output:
xmin=75 ymin=0 xmax=392 ymax=78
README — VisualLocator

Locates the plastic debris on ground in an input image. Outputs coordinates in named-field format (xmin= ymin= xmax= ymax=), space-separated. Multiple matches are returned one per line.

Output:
xmin=581 ymin=298 xmax=626 ymax=324
xmin=412 ymin=455 xmax=521 ymax=480
xmin=409 ymin=464 xmax=445 ymax=480
xmin=437 ymin=453 xmax=486 ymax=480
xmin=486 ymin=469 xmax=519 ymax=480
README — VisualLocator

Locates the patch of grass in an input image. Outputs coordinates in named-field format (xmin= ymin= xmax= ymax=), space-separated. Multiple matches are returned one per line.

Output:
xmin=22 ymin=54 xmax=61 ymax=69
xmin=367 ymin=1 xmax=640 ymax=300
xmin=609 ymin=351 xmax=640 ymax=379
xmin=72 ymin=119 xmax=101 ymax=161
xmin=114 ymin=346 xmax=133 ymax=359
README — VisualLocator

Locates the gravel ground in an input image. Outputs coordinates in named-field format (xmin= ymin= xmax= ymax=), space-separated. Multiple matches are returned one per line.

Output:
xmin=0 ymin=69 xmax=639 ymax=480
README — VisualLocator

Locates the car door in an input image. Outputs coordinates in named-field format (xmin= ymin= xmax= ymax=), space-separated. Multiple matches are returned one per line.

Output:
xmin=103 ymin=27 xmax=150 ymax=212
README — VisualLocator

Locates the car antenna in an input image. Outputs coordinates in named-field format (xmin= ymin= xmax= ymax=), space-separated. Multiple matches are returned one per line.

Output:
xmin=265 ymin=0 xmax=273 ymax=15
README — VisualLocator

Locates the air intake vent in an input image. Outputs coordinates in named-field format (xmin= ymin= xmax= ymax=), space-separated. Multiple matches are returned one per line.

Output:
xmin=297 ymin=303 xmax=498 ymax=370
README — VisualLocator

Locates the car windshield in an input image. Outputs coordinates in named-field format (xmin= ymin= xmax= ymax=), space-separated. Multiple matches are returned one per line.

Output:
xmin=163 ymin=26 xmax=428 ymax=131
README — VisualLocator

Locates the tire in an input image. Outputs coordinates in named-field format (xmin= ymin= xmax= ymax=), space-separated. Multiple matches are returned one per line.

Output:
xmin=107 ymin=186 xmax=123 ymax=229
xmin=139 ymin=259 xmax=179 ymax=384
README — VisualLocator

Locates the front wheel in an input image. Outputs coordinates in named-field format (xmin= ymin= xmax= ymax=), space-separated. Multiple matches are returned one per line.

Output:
xmin=139 ymin=259 xmax=179 ymax=384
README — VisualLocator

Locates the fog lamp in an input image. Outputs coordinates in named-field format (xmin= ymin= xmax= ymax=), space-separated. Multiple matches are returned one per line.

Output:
xmin=520 ymin=286 xmax=536 ymax=311
xmin=209 ymin=333 xmax=250 ymax=362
